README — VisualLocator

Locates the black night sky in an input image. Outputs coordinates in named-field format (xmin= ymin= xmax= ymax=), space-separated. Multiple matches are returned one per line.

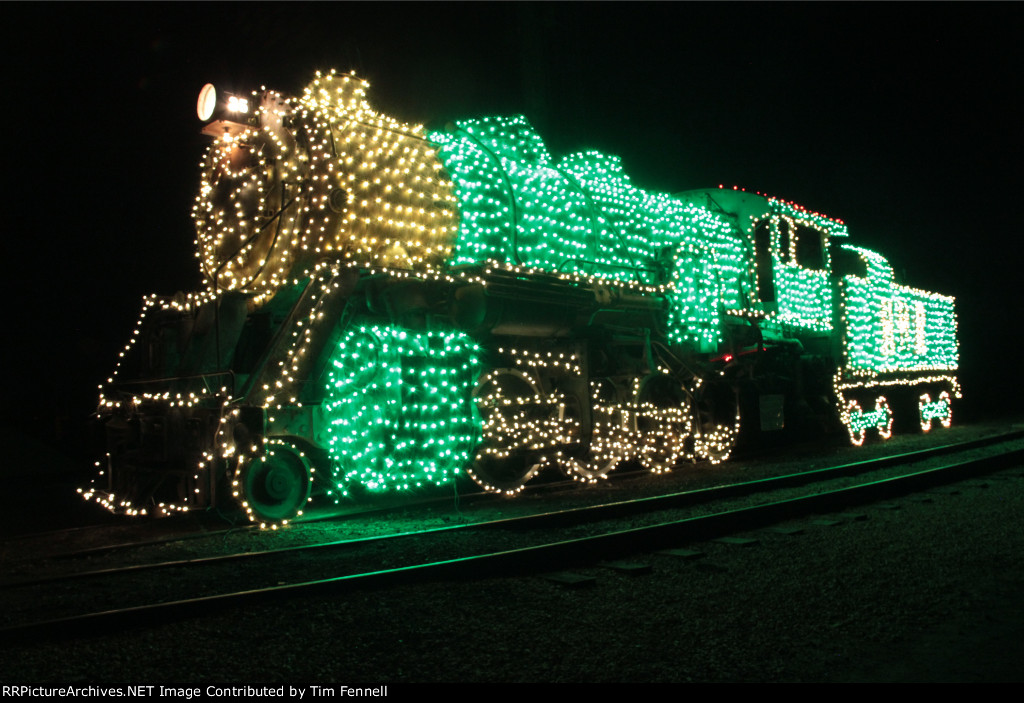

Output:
xmin=4 ymin=3 xmax=1023 ymax=463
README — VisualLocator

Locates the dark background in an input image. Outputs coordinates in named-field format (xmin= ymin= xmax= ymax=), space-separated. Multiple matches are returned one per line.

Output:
xmin=3 ymin=3 xmax=1021 ymax=468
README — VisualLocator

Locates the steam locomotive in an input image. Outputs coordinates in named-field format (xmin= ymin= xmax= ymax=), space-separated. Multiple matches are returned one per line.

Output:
xmin=83 ymin=70 xmax=960 ymax=525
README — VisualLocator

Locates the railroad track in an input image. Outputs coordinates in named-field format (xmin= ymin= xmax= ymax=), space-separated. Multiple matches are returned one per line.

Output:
xmin=2 ymin=428 xmax=1022 ymax=644
xmin=5 ymin=427 xmax=1021 ymax=588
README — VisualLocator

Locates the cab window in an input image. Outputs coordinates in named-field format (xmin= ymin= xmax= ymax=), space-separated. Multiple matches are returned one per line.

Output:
xmin=795 ymin=225 xmax=825 ymax=270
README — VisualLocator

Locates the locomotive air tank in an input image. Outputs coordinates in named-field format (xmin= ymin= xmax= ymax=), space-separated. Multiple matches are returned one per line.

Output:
xmin=83 ymin=70 xmax=960 ymax=524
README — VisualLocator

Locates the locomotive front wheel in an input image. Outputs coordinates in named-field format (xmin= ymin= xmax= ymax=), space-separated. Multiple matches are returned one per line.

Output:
xmin=241 ymin=444 xmax=312 ymax=522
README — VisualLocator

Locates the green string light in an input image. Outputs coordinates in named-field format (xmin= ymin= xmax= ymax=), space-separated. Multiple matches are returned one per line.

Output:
xmin=323 ymin=325 xmax=482 ymax=495
xmin=918 ymin=390 xmax=953 ymax=431
xmin=839 ymin=245 xmax=958 ymax=373
xmin=428 ymin=117 xmax=748 ymax=347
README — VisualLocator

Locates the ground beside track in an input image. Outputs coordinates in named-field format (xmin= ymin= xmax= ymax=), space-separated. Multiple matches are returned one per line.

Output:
xmin=2 ymin=419 xmax=1023 ymax=682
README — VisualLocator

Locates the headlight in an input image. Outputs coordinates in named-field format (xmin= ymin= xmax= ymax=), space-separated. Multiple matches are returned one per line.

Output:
xmin=197 ymin=83 xmax=216 ymax=121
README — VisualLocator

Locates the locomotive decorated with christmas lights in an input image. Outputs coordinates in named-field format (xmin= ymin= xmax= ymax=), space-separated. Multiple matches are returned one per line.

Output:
xmin=83 ymin=70 xmax=960 ymax=524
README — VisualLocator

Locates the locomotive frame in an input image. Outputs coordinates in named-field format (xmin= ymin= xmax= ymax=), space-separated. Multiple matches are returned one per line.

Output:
xmin=82 ymin=70 xmax=960 ymax=525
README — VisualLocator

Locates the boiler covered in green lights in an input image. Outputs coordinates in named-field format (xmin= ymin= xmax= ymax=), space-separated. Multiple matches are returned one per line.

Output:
xmin=84 ymin=70 xmax=960 ymax=524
